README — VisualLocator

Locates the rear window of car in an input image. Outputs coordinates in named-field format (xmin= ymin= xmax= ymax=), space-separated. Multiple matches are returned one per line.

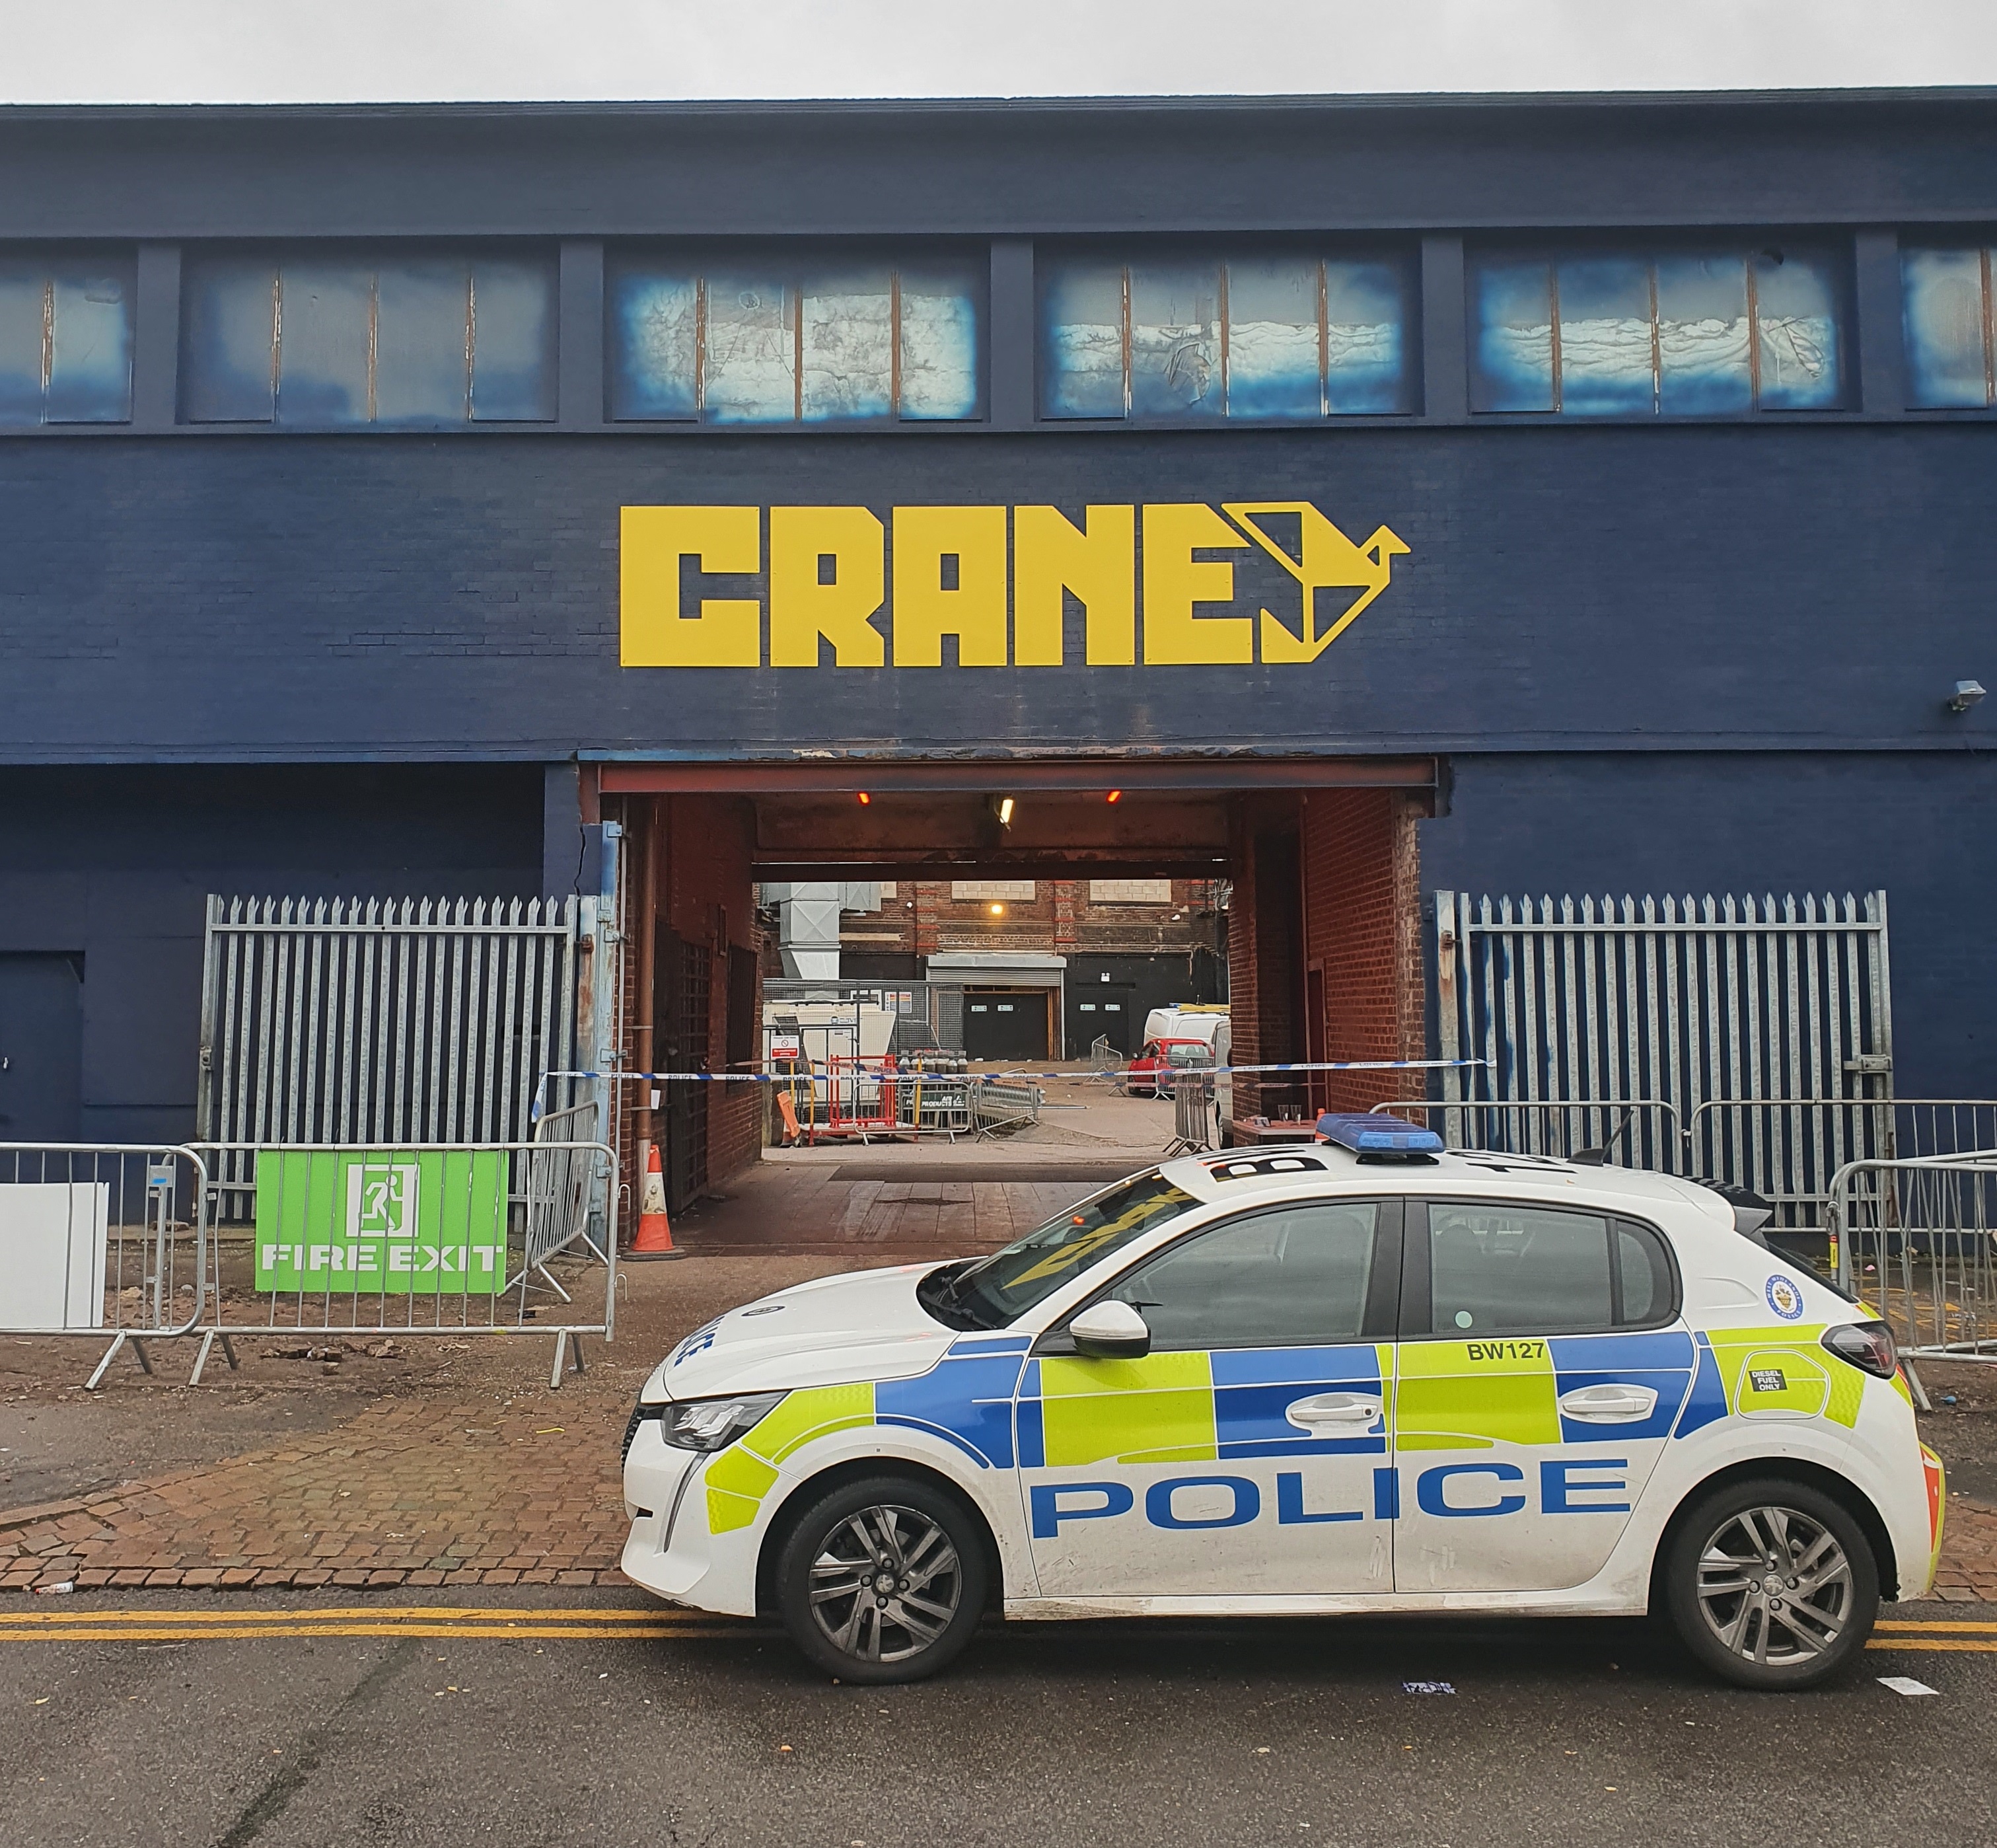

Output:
xmin=1414 ymin=1201 xmax=1678 ymax=1337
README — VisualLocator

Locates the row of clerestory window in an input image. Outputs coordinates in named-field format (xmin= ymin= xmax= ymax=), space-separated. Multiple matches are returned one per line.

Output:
xmin=5 ymin=239 xmax=1997 ymax=427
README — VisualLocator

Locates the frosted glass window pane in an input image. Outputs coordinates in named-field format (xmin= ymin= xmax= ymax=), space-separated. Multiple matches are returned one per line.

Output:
xmin=1754 ymin=252 xmax=1842 ymax=409
xmin=469 ymin=260 xmax=556 ymax=422
xmin=611 ymin=274 xmax=698 ymax=420
xmin=1556 ymin=258 xmax=1654 ymax=416
xmin=1656 ymin=255 xmax=1751 ymax=415
xmin=1226 ymin=258 xmax=1320 ymax=420
xmin=46 ymin=271 xmax=131 ymax=423
xmin=375 ymin=260 xmax=469 ymax=425
xmin=1130 ymin=262 xmax=1220 ymax=417
xmin=898 ymin=270 xmax=979 ymax=420
xmin=0 ymin=268 xmax=44 ymax=425
xmin=1325 ymin=259 xmax=1409 ymax=414
xmin=801 ymin=270 xmax=893 ymax=422
xmin=1902 ymin=248 xmax=1990 ymax=409
xmin=1042 ymin=263 xmax=1126 ymax=418
xmin=1471 ymin=260 xmax=1554 ymax=412
xmin=277 ymin=265 xmax=373 ymax=425
xmin=181 ymin=258 xmax=277 ymax=422
xmin=704 ymin=275 xmax=795 ymax=424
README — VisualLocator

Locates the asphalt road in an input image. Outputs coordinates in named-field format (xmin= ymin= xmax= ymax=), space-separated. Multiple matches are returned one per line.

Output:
xmin=1 ymin=1593 xmax=1991 ymax=1848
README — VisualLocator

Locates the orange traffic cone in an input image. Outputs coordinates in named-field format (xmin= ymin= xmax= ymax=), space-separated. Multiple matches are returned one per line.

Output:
xmin=627 ymin=1141 xmax=685 ymax=1261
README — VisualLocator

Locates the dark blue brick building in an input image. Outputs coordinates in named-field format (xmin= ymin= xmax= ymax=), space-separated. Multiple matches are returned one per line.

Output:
xmin=0 ymin=91 xmax=1991 ymax=1164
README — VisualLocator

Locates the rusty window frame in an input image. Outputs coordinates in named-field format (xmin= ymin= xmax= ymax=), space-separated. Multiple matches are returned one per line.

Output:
xmin=607 ymin=249 xmax=984 ymax=426
xmin=1469 ymin=238 xmax=1850 ymax=419
xmin=1038 ymin=242 xmax=1415 ymax=424
xmin=180 ymin=246 xmax=556 ymax=427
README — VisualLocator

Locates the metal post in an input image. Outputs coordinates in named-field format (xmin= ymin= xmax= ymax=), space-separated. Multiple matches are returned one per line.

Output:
xmin=588 ymin=823 xmax=624 ymax=1249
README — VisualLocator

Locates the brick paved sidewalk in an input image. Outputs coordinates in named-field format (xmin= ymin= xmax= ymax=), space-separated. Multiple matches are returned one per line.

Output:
xmin=0 ymin=1391 xmax=631 ymax=1592
xmin=3 ymin=1387 xmax=1994 ymax=1598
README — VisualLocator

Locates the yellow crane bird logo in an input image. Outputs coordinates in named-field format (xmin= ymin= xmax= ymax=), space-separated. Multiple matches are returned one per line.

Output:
xmin=1223 ymin=501 xmax=1412 ymax=664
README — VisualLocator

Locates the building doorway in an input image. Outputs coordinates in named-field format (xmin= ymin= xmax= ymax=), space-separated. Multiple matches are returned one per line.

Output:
xmin=0 ymin=953 xmax=83 ymax=1142
xmin=962 ymin=988 xmax=1053 ymax=1062
xmin=599 ymin=760 xmax=1437 ymax=1211
xmin=1070 ymin=981 xmax=1136 ymax=1054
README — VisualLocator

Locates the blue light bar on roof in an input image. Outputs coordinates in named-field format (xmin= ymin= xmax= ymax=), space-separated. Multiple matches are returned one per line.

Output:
xmin=1315 ymin=1112 xmax=1444 ymax=1154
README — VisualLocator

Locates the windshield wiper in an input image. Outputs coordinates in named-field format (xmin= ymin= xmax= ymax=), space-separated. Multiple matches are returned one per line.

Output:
xmin=918 ymin=1259 xmax=1005 ymax=1331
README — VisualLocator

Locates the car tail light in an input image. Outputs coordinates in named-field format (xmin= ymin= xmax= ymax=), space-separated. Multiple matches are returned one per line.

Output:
xmin=1821 ymin=1319 xmax=1897 ymax=1380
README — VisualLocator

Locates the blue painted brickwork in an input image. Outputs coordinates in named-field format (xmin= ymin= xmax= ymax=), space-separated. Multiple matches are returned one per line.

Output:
xmin=1422 ymin=753 xmax=1997 ymax=1100
xmin=3 ymin=94 xmax=1992 ymax=242
xmin=0 ymin=427 xmax=1992 ymax=760
xmin=0 ymin=766 xmax=540 ymax=1142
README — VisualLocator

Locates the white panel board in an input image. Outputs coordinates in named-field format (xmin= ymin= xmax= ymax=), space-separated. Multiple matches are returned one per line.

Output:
xmin=0 ymin=1184 xmax=109 ymax=1331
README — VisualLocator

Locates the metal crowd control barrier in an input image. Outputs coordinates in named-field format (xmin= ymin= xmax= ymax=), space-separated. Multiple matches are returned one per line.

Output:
xmin=0 ymin=1143 xmax=213 ymax=1387
xmin=1369 ymin=1099 xmax=1686 ymax=1171
xmin=971 ymin=1078 xmax=1044 ymax=1137
xmin=1690 ymin=1099 xmax=1997 ymax=1230
xmin=1166 ymin=1071 xmax=1219 ymax=1156
xmin=1831 ymin=1154 xmax=1997 ymax=1364
xmin=190 ymin=1140 xmax=618 ymax=1388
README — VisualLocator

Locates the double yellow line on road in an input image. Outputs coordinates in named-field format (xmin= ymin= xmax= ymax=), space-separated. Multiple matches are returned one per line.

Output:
xmin=0 ymin=1604 xmax=758 ymax=1643
xmin=1869 ymin=1618 xmax=1997 ymax=1654
xmin=5 ymin=1606 xmax=1992 ymax=1652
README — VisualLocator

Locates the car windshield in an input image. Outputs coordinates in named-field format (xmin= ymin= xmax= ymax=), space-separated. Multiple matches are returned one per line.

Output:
xmin=917 ymin=1171 xmax=1202 ymax=1330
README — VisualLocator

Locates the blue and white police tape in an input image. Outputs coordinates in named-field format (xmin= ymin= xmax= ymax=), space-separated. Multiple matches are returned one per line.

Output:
xmin=531 ymin=1058 xmax=1484 ymax=1119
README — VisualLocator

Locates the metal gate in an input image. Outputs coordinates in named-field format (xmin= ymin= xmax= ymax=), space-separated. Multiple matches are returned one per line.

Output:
xmin=197 ymin=897 xmax=582 ymax=1201
xmin=1434 ymin=891 xmax=1893 ymax=1221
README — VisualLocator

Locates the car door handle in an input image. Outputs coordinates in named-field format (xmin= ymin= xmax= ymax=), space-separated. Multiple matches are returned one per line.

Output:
xmin=1558 ymin=1384 xmax=1659 ymax=1422
xmin=1286 ymin=1393 xmax=1382 ymax=1428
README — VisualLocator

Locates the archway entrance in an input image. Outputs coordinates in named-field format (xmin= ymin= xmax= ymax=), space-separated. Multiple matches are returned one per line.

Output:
xmin=597 ymin=757 xmax=1440 ymax=1218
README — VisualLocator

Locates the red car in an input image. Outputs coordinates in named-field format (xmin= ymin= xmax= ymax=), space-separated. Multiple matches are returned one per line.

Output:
xmin=1122 ymin=1037 xmax=1214 ymax=1097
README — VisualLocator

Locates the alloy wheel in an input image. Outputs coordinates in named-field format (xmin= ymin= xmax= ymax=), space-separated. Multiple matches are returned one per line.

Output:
xmin=807 ymin=1502 xmax=964 ymax=1664
xmin=1693 ymin=1502 xmax=1855 ymax=1668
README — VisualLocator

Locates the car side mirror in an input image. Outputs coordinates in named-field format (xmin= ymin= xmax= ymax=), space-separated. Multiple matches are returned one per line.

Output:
xmin=1070 ymin=1299 xmax=1151 ymax=1360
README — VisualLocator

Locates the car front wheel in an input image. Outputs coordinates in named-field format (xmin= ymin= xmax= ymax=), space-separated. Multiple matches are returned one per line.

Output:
xmin=774 ymin=1475 xmax=988 ymax=1683
xmin=1663 ymin=1477 xmax=1879 ymax=1689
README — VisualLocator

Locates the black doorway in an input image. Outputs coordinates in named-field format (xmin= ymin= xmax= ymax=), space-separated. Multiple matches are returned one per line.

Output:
xmin=962 ymin=989 xmax=1050 ymax=1061
xmin=0 ymin=953 xmax=83 ymax=1141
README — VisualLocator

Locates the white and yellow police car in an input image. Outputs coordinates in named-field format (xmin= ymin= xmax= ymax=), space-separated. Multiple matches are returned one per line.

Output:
xmin=620 ymin=1115 xmax=1943 ymax=1687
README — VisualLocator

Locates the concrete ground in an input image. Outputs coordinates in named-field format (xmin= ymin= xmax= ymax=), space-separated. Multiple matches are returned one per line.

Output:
xmin=671 ymin=1065 xmax=1173 ymax=1255
xmin=1 ymin=1588 xmax=1992 ymax=1847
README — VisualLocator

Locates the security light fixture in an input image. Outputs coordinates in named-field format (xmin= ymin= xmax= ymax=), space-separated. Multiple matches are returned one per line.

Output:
xmin=1106 ymin=790 xmax=1122 ymax=803
xmin=1948 ymin=680 xmax=1986 ymax=714
xmin=988 ymin=903 xmax=1006 ymax=916
xmin=989 ymin=795 xmax=1016 ymax=827
xmin=856 ymin=791 xmax=871 ymax=805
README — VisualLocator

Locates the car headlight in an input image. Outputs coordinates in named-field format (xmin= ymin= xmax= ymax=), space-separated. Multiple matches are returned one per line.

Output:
xmin=657 ymin=1391 xmax=788 ymax=1452
xmin=1822 ymin=1319 xmax=1898 ymax=1380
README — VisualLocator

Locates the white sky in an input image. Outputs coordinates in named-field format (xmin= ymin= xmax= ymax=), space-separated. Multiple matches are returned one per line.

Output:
xmin=1 ymin=0 xmax=1993 ymax=104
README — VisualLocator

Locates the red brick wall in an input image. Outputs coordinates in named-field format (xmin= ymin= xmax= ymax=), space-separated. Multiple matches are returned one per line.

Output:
xmin=841 ymin=876 xmax=1225 ymax=958
xmin=1299 ymin=789 xmax=1426 ymax=1114
xmin=1226 ymin=794 xmax=1307 ymax=1123
xmin=668 ymin=795 xmax=762 ymax=1189
xmin=618 ymin=793 xmax=762 ymax=1204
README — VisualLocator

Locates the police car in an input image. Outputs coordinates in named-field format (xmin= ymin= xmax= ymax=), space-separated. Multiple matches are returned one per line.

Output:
xmin=620 ymin=1115 xmax=1943 ymax=1687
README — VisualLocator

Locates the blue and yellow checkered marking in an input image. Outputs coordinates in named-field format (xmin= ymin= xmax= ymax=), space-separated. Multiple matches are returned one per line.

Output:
xmin=1015 ymin=1343 xmax=1391 ymax=1469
